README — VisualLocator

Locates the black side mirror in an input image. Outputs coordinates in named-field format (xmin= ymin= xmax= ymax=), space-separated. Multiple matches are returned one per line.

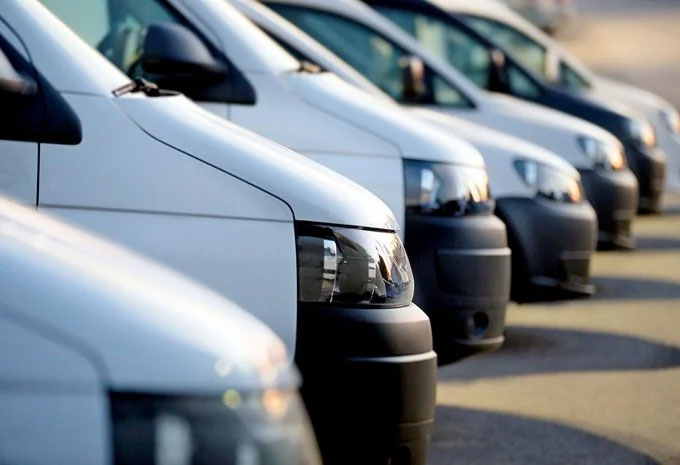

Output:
xmin=400 ymin=56 xmax=428 ymax=104
xmin=141 ymin=23 xmax=228 ymax=84
xmin=487 ymin=48 xmax=509 ymax=93
xmin=0 ymin=44 xmax=81 ymax=145
xmin=0 ymin=49 xmax=36 ymax=97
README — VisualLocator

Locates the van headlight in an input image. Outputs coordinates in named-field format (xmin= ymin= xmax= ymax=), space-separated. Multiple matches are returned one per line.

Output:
xmin=514 ymin=159 xmax=582 ymax=203
xmin=296 ymin=223 xmax=414 ymax=307
xmin=661 ymin=108 xmax=680 ymax=134
xmin=578 ymin=136 xmax=625 ymax=170
xmin=110 ymin=390 xmax=321 ymax=465
xmin=404 ymin=160 xmax=493 ymax=216
xmin=625 ymin=118 xmax=656 ymax=149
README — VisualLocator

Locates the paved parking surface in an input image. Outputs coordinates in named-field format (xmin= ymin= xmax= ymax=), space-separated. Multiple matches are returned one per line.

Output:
xmin=430 ymin=193 xmax=680 ymax=465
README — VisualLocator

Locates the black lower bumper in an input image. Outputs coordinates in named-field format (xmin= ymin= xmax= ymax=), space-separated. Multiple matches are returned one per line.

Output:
xmin=626 ymin=146 xmax=665 ymax=214
xmin=579 ymin=168 xmax=639 ymax=249
xmin=495 ymin=197 xmax=598 ymax=303
xmin=295 ymin=303 xmax=437 ymax=465
xmin=404 ymin=213 xmax=511 ymax=364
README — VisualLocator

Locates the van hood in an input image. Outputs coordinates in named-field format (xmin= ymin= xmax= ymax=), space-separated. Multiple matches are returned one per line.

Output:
xmin=284 ymin=71 xmax=485 ymax=167
xmin=116 ymin=93 xmax=398 ymax=231
xmin=0 ymin=197 xmax=291 ymax=393
xmin=487 ymin=93 xmax=620 ymax=143
xmin=591 ymin=77 xmax=676 ymax=120
xmin=562 ymin=84 xmax=646 ymax=119
xmin=411 ymin=107 xmax=577 ymax=176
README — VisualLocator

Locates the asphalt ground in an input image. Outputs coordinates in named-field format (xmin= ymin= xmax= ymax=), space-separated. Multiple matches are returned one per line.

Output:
xmin=429 ymin=192 xmax=680 ymax=465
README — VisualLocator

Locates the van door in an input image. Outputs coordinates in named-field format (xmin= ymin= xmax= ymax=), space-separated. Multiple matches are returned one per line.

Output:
xmin=0 ymin=22 xmax=38 ymax=205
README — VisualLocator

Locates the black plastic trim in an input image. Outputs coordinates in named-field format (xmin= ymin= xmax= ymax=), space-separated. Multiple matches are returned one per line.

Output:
xmin=295 ymin=302 xmax=436 ymax=465
xmin=0 ymin=34 xmax=81 ymax=145
xmin=495 ymin=197 xmax=597 ymax=302
xmin=404 ymin=213 xmax=510 ymax=364
xmin=578 ymin=168 xmax=639 ymax=249
xmin=625 ymin=146 xmax=665 ymax=214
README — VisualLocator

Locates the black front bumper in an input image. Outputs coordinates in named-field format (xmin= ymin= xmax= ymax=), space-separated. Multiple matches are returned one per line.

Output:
xmin=625 ymin=145 xmax=665 ymax=214
xmin=405 ymin=214 xmax=511 ymax=364
xmin=579 ymin=168 xmax=639 ymax=249
xmin=295 ymin=303 xmax=437 ymax=465
xmin=495 ymin=197 xmax=598 ymax=302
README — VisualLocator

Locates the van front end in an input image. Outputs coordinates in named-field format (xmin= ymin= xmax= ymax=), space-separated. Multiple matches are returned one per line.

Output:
xmin=403 ymin=160 xmax=511 ymax=364
xmin=625 ymin=143 xmax=666 ymax=214
xmin=579 ymin=168 xmax=639 ymax=249
xmin=293 ymin=222 xmax=437 ymax=465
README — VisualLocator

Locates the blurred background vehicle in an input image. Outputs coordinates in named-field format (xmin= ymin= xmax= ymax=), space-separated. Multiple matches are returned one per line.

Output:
xmin=41 ymin=0 xmax=516 ymax=369
xmin=262 ymin=0 xmax=639 ymax=251
xmin=2 ymin=2 xmax=437 ymax=464
xmin=238 ymin=0 xmax=599 ymax=302
xmin=358 ymin=0 xmax=665 ymax=215
xmin=502 ymin=0 xmax=575 ymax=34
xmin=436 ymin=0 xmax=680 ymax=193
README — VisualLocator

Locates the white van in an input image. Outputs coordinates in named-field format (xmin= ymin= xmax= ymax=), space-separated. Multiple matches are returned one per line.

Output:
xmin=41 ymin=0 xmax=514 ymax=363
xmin=435 ymin=0 xmax=680 ymax=192
xmin=262 ymin=0 xmax=641 ymax=250
xmin=234 ymin=0 xmax=599 ymax=301
xmin=0 ymin=196 xmax=320 ymax=465
xmin=0 ymin=3 xmax=436 ymax=464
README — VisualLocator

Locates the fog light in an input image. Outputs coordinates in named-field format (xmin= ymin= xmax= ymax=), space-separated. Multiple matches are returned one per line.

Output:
xmin=466 ymin=312 xmax=489 ymax=339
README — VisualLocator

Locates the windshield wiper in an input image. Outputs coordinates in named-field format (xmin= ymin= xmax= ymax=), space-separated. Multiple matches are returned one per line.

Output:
xmin=297 ymin=60 xmax=322 ymax=74
xmin=112 ymin=77 xmax=161 ymax=97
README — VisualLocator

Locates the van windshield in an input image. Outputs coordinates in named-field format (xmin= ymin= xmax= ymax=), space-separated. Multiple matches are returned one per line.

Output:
xmin=41 ymin=0 xmax=185 ymax=77
xmin=270 ymin=5 xmax=472 ymax=107
xmin=461 ymin=14 xmax=591 ymax=91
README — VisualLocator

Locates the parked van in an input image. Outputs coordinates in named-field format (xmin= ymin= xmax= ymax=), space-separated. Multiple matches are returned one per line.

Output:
xmin=0 ymin=59 xmax=319 ymax=461
xmin=436 ymin=0 xmax=680 ymax=193
xmin=0 ymin=195 xmax=320 ymax=465
xmin=236 ymin=0 xmax=598 ymax=300
xmin=263 ymin=0 xmax=640 ymax=250
xmin=0 ymin=197 xmax=319 ymax=465
xmin=42 ymin=0 xmax=513 ymax=362
xmin=356 ymin=0 xmax=666 ymax=213
xmin=0 ymin=3 xmax=436 ymax=464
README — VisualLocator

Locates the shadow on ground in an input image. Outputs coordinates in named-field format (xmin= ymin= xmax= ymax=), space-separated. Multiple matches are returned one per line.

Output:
xmin=591 ymin=276 xmax=680 ymax=300
xmin=662 ymin=202 xmax=680 ymax=215
xmin=429 ymin=406 xmax=659 ymax=465
xmin=634 ymin=236 xmax=680 ymax=250
xmin=439 ymin=326 xmax=680 ymax=382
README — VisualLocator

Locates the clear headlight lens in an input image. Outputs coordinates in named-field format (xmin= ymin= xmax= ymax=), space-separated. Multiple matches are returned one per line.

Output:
xmin=404 ymin=160 xmax=493 ymax=216
xmin=110 ymin=390 xmax=321 ymax=465
xmin=661 ymin=108 xmax=680 ymax=134
xmin=514 ymin=159 xmax=582 ymax=203
xmin=578 ymin=136 xmax=625 ymax=170
xmin=296 ymin=223 xmax=414 ymax=307
xmin=625 ymin=118 xmax=656 ymax=149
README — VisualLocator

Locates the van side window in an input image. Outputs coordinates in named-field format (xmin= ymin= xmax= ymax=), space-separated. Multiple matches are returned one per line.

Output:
xmin=560 ymin=61 xmax=591 ymax=91
xmin=270 ymin=6 xmax=471 ymax=108
xmin=507 ymin=64 xmax=542 ymax=98
xmin=463 ymin=15 xmax=548 ymax=80
xmin=376 ymin=6 xmax=492 ymax=89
